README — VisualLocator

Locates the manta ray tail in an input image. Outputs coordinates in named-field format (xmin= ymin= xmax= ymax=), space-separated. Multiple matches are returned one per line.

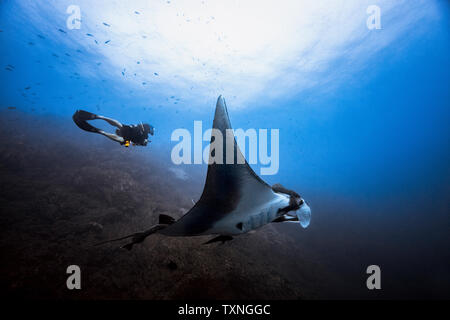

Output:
xmin=94 ymin=214 xmax=177 ymax=250
xmin=203 ymin=235 xmax=233 ymax=245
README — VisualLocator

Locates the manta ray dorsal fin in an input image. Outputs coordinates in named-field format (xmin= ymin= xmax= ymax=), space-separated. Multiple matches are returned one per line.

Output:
xmin=161 ymin=95 xmax=277 ymax=236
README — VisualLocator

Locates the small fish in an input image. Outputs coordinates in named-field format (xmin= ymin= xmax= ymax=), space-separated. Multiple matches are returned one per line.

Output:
xmin=137 ymin=61 xmax=140 ymax=64
xmin=142 ymin=35 xmax=147 ymax=39
xmin=167 ymin=260 xmax=177 ymax=271
xmin=154 ymin=72 xmax=159 ymax=76
xmin=142 ymin=82 xmax=146 ymax=85
xmin=52 ymin=53 xmax=59 ymax=58
xmin=37 ymin=34 xmax=45 ymax=39
xmin=76 ymin=49 xmax=82 ymax=53
xmin=97 ymin=62 xmax=102 ymax=66
xmin=135 ymin=11 xmax=140 ymax=14
xmin=25 ymin=86 xmax=31 ymax=90
xmin=7 ymin=106 xmax=16 ymax=110
xmin=103 ymin=22 xmax=110 ymax=27
xmin=95 ymin=40 xmax=98 ymax=44
xmin=5 ymin=67 xmax=13 ymax=71
xmin=58 ymin=28 xmax=67 ymax=33
xmin=105 ymin=40 xmax=111 ymax=44
xmin=65 ymin=53 xmax=71 ymax=57
xmin=170 ymin=96 xmax=175 ymax=99
xmin=28 ymin=42 xmax=34 ymax=46
xmin=86 ymin=33 xmax=94 ymax=37
xmin=122 ymin=71 xmax=125 ymax=76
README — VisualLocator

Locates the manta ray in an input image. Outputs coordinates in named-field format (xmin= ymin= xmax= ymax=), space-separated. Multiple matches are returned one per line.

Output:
xmin=97 ymin=95 xmax=311 ymax=250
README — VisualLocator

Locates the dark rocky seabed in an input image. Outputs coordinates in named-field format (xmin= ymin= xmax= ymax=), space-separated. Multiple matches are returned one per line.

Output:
xmin=0 ymin=110 xmax=448 ymax=300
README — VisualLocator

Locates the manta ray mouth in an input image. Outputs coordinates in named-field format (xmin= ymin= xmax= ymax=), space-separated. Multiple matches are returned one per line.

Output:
xmin=295 ymin=202 xmax=311 ymax=228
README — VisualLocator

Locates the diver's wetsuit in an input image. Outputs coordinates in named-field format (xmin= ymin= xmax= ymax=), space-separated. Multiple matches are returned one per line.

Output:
xmin=73 ymin=110 xmax=154 ymax=146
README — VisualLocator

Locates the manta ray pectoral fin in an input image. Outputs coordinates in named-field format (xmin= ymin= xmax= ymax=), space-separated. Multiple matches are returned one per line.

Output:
xmin=160 ymin=95 xmax=279 ymax=237
xmin=203 ymin=235 xmax=233 ymax=245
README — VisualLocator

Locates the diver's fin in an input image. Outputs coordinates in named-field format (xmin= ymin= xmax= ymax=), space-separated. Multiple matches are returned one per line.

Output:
xmin=73 ymin=110 xmax=100 ymax=133
xmin=203 ymin=235 xmax=233 ymax=245
xmin=160 ymin=96 xmax=278 ymax=236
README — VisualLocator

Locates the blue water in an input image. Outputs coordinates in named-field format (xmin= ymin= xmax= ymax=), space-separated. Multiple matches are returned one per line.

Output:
xmin=0 ymin=1 xmax=449 ymax=227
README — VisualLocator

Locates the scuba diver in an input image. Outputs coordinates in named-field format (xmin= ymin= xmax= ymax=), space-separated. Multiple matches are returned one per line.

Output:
xmin=72 ymin=110 xmax=154 ymax=147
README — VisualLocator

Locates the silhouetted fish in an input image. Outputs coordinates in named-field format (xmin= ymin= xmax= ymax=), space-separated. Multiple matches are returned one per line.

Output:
xmin=103 ymin=22 xmax=110 ymax=27
xmin=58 ymin=28 xmax=67 ymax=33
xmin=167 ymin=260 xmax=177 ymax=271
xmin=105 ymin=40 xmax=111 ymax=44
